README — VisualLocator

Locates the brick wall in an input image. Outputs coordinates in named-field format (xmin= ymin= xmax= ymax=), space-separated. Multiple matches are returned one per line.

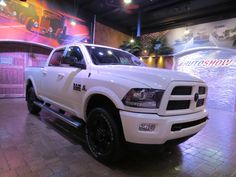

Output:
xmin=95 ymin=22 xmax=130 ymax=48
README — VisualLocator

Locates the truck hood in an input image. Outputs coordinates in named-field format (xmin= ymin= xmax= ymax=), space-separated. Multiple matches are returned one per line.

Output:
xmin=95 ymin=65 xmax=203 ymax=89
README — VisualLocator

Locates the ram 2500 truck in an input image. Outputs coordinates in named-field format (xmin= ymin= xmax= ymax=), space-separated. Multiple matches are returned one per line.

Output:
xmin=25 ymin=43 xmax=208 ymax=162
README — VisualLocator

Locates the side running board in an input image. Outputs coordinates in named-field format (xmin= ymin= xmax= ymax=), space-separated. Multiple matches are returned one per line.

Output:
xmin=34 ymin=101 xmax=83 ymax=128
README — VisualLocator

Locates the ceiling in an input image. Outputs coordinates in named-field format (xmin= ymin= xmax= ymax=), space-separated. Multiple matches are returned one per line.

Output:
xmin=66 ymin=0 xmax=236 ymax=35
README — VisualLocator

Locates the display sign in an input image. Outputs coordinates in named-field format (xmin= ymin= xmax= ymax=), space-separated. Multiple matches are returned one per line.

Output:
xmin=175 ymin=48 xmax=236 ymax=112
xmin=178 ymin=59 xmax=233 ymax=67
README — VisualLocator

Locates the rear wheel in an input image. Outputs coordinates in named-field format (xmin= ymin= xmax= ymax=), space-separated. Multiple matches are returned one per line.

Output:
xmin=27 ymin=87 xmax=41 ymax=115
xmin=85 ymin=107 xmax=125 ymax=163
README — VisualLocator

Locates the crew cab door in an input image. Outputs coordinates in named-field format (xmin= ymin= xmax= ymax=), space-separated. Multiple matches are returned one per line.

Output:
xmin=41 ymin=46 xmax=86 ymax=115
xmin=56 ymin=46 xmax=87 ymax=113
xmin=40 ymin=48 xmax=66 ymax=102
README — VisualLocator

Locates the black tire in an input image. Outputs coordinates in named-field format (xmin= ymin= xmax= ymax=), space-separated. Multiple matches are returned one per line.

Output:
xmin=85 ymin=107 xmax=125 ymax=163
xmin=27 ymin=87 xmax=41 ymax=115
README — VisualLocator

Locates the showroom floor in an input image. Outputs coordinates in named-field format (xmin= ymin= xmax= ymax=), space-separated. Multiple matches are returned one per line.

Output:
xmin=0 ymin=99 xmax=236 ymax=177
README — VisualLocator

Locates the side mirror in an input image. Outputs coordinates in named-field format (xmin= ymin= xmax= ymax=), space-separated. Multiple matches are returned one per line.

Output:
xmin=66 ymin=56 xmax=86 ymax=69
xmin=73 ymin=62 xmax=86 ymax=69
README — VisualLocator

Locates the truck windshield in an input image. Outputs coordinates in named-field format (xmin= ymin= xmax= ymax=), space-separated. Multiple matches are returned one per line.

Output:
xmin=86 ymin=46 xmax=145 ymax=66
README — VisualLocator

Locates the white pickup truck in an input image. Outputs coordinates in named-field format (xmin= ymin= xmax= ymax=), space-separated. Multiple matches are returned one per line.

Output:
xmin=25 ymin=43 xmax=208 ymax=162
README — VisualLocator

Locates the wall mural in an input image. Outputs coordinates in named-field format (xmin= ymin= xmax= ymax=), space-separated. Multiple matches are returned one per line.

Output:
xmin=0 ymin=0 xmax=91 ymax=47
xmin=142 ymin=17 xmax=236 ymax=111
xmin=0 ymin=0 xmax=91 ymax=98
xmin=169 ymin=19 xmax=236 ymax=53
xmin=142 ymin=17 xmax=236 ymax=54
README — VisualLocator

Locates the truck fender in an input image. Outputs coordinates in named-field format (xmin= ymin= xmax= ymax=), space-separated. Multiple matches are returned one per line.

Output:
xmin=82 ymin=86 xmax=124 ymax=119
xmin=25 ymin=76 xmax=39 ymax=97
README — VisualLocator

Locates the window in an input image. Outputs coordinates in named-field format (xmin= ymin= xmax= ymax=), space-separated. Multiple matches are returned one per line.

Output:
xmin=63 ymin=46 xmax=84 ymax=65
xmin=48 ymin=50 xmax=64 ymax=66
xmin=86 ymin=46 xmax=145 ymax=66
xmin=48 ymin=46 xmax=85 ymax=67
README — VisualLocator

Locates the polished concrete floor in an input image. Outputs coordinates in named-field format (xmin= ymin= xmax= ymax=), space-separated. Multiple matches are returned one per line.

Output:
xmin=1 ymin=99 xmax=236 ymax=177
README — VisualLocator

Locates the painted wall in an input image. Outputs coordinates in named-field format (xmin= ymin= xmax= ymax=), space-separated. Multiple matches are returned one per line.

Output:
xmin=95 ymin=22 xmax=130 ymax=48
xmin=0 ymin=0 xmax=91 ymax=47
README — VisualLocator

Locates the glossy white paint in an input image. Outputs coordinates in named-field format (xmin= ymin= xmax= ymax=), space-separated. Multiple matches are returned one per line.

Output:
xmin=120 ymin=110 xmax=208 ymax=144
xmin=25 ymin=43 xmax=208 ymax=144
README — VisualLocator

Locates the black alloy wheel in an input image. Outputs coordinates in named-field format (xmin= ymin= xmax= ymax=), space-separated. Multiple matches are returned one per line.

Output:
xmin=86 ymin=107 xmax=124 ymax=163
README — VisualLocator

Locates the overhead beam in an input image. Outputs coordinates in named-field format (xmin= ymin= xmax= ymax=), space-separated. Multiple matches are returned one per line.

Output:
xmin=140 ymin=0 xmax=188 ymax=13
xmin=77 ymin=0 xmax=95 ymax=9
xmin=141 ymin=0 xmax=234 ymax=26
xmin=141 ymin=1 xmax=235 ymax=29
xmin=97 ymin=7 xmax=121 ymax=19
xmin=141 ymin=8 xmax=236 ymax=34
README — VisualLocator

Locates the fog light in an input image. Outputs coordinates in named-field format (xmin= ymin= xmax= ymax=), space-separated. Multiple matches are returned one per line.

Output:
xmin=139 ymin=123 xmax=156 ymax=131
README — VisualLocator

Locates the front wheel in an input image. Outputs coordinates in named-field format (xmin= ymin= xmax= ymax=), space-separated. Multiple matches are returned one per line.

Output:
xmin=27 ymin=87 xmax=41 ymax=115
xmin=85 ymin=107 xmax=125 ymax=163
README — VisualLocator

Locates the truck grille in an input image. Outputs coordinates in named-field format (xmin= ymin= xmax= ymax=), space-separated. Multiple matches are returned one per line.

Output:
xmin=198 ymin=86 xmax=206 ymax=94
xmin=171 ymin=117 xmax=208 ymax=131
xmin=158 ymin=82 xmax=207 ymax=116
xmin=196 ymin=99 xmax=204 ymax=107
xmin=171 ymin=86 xmax=192 ymax=95
xmin=167 ymin=100 xmax=190 ymax=110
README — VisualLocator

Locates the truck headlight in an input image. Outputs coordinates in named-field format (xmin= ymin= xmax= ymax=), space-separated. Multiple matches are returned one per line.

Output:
xmin=122 ymin=88 xmax=164 ymax=108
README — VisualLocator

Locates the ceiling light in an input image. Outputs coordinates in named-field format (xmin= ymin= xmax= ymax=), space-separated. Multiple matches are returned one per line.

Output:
xmin=99 ymin=52 xmax=104 ymax=56
xmin=71 ymin=21 xmax=76 ymax=26
xmin=107 ymin=50 xmax=113 ymax=55
xmin=124 ymin=0 xmax=132 ymax=4
xmin=130 ymin=39 xmax=135 ymax=43
xmin=0 ymin=0 xmax=6 ymax=6
xmin=184 ymin=28 xmax=190 ymax=35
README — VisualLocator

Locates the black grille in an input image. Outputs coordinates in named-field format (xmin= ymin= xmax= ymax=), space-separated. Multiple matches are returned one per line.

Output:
xmin=171 ymin=117 xmax=208 ymax=131
xmin=196 ymin=99 xmax=204 ymax=107
xmin=171 ymin=86 xmax=192 ymax=95
xmin=167 ymin=100 xmax=190 ymax=110
xmin=198 ymin=87 xmax=206 ymax=94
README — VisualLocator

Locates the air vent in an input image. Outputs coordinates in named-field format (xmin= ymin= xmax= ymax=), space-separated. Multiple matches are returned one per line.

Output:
xmin=167 ymin=100 xmax=190 ymax=110
xmin=197 ymin=99 xmax=204 ymax=107
xmin=198 ymin=87 xmax=206 ymax=94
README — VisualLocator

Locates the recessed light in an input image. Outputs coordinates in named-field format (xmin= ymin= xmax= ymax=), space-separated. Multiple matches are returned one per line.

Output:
xmin=124 ymin=0 xmax=132 ymax=4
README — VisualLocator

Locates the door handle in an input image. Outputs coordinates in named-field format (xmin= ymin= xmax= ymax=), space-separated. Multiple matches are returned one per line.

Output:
xmin=57 ymin=73 xmax=65 ymax=79
xmin=42 ymin=69 xmax=47 ymax=75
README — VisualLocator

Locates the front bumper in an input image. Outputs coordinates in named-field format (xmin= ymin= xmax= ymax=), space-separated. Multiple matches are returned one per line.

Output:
xmin=119 ymin=110 xmax=208 ymax=144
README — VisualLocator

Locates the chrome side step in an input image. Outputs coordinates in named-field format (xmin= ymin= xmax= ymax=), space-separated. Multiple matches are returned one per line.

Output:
xmin=34 ymin=101 xmax=83 ymax=128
